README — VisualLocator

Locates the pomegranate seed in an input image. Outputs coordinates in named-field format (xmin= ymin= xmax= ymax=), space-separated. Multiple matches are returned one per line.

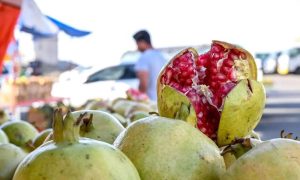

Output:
xmin=210 ymin=81 xmax=219 ymax=90
xmin=173 ymin=58 xmax=180 ymax=66
xmin=231 ymin=49 xmax=241 ymax=55
xmin=198 ymin=112 xmax=204 ymax=118
xmin=187 ymin=66 xmax=194 ymax=73
xmin=179 ymin=63 xmax=188 ymax=71
xmin=218 ymin=52 xmax=225 ymax=59
xmin=200 ymin=127 xmax=207 ymax=133
xmin=216 ymin=73 xmax=227 ymax=82
xmin=229 ymin=52 xmax=238 ymax=60
xmin=181 ymin=71 xmax=188 ymax=78
xmin=197 ymin=54 xmax=209 ymax=66
xmin=179 ymin=55 xmax=188 ymax=62
xmin=197 ymin=119 xmax=204 ymax=125
xmin=166 ymin=68 xmax=173 ymax=79
xmin=201 ymin=97 xmax=207 ymax=104
xmin=210 ymin=67 xmax=218 ymax=74
xmin=186 ymin=79 xmax=193 ymax=86
xmin=211 ymin=43 xmax=224 ymax=53
xmin=211 ymin=53 xmax=220 ymax=60
xmin=224 ymin=59 xmax=234 ymax=67
xmin=228 ymin=71 xmax=237 ymax=81
xmin=221 ymin=66 xmax=231 ymax=74
xmin=170 ymin=82 xmax=180 ymax=89
xmin=178 ymin=77 xmax=186 ymax=84
xmin=219 ymin=82 xmax=236 ymax=95
xmin=239 ymin=52 xmax=247 ymax=59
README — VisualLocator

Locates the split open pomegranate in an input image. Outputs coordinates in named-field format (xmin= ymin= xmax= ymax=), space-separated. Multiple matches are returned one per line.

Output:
xmin=157 ymin=41 xmax=265 ymax=146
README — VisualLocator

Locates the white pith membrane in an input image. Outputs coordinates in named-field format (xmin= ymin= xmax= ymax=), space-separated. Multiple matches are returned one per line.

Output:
xmin=160 ymin=43 xmax=251 ymax=140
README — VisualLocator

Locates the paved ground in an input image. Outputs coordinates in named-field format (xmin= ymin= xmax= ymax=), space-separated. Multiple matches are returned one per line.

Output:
xmin=255 ymin=75 xmax=300 ymax=140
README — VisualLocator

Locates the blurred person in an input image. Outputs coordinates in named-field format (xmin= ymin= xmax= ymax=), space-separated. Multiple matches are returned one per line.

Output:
xmin=133 ymin=30 xmax=167 ymax=101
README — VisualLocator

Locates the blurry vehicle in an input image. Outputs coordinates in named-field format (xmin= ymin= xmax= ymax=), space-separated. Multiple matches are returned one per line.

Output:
xmin=58 ymin=65 xmax=92 ymax=82
xmin=51 ymin=64 xmax=138 ymax=106
xmin=277 ymin=45 xmax=300 ymax=74
xmin=256 ymin=52 xmax=281 ymax=74
xmin=254 ymin=58 xmax=263 ymax=82
xmin=263 ymin=52 xmax=281 ymax=74
xmin=255 ymin=53 xmax=269 ymax=65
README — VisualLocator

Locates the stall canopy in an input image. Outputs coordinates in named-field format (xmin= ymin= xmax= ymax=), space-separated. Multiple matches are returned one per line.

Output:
xmin=0 ymin=0 xmax=91 ymax=72
xmin=19 ymin=0 xmax=91 ymax=38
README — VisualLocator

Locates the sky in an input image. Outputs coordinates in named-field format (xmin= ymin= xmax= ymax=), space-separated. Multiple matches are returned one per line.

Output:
xmin=19 ymin=0 xmax=300 ymax=67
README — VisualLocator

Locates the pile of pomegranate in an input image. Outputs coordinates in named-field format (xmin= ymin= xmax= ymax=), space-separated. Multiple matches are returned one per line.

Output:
xmin=0 ymin=40 xmax=299 ymax=180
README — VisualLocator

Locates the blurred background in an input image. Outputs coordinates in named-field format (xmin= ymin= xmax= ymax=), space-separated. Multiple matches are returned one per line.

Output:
xmin=0 ymin=0 xmax=299 ymax=139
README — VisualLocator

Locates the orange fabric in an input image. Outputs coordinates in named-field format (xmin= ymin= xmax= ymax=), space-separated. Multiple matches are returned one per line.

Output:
xmin=0 ymin=3 xmax=20 ymax=73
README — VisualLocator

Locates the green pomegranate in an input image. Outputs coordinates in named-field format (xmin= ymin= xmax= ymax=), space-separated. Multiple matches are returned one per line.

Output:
xmin=128 ymin=111 xmax=149 ymax=122
xmin=111 ymin=99 xmax=137 ymax=116
xmin=0 ymin=129 xmax=9 ymax=143
xmin=84 ymin=99 xmax=110 ymax=111
xmin=1 ymin=121 xmax=38 ymax=148
xmin=13 ymin=109 xmax=140 ymax=180
xmin=114 ymin=116 xmax=225 ymax=180
xmin=112 ymin=113 xmax=129 ymax=127
xmin=112 ymin=100 xmax=152 ymax=117
xmin=72 ymin=110 xmax=125 ymax=144
xmin=157 ymin=41 xmax=265 ymax=146
xmin=124 ymin=103 xmax=153 ymax=118
xmin=0 ymin=143 xmax=27 ymax=180
xmin=32 ymin=129 xmax=52 ymax=148
xmin=0 ymin=110 xmax=9 ymax=125
xmin=223 ymin=138 xmax=300 ymax=180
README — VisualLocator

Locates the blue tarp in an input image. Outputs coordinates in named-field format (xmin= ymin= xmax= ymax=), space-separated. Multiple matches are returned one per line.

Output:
xmin=20 ymin=16 xmax=91 ymax=38
xmin=19 ymin=0 xmax=91 ymax=38
xmin=47 ymin=16 xmax=91 ymax=37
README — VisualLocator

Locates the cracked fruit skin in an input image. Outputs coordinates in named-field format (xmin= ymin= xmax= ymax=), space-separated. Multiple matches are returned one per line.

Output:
xmin=223 ymin=138 xmax=300 ymax=180
xmin=114 ymin=116 xmax=225 ymax=180
xmin=1 ymin=121 xmax=38 ymax=148
xmin=157 ymin=40 xmax=265 ymax=146
xmin=0 ymin=143 xmax=27 ymax=180
xmin=72 ymin=110 xmax=125 ymax=144
xmin=13 ymin=110 xmax=140 ymax=180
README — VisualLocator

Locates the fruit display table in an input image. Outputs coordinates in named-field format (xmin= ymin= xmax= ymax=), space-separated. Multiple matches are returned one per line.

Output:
xmin=0 ymin=76 xmax=55 ymax=107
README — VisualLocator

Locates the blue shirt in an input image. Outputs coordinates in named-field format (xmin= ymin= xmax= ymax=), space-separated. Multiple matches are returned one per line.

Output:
xmin=135 ymin=49 xmax=168 ymax=100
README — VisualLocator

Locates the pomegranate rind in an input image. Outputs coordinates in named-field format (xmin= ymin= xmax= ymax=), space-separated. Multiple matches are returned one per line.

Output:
xmin=217 ymin=79 xmax=265 ymax=146
xmin=213 ymin=40 xmax=257 ymax=80
xmin=157 ymin=85 xmax=197 ymax=126
xmin=223 ymin=139 xmax=300 ymax=180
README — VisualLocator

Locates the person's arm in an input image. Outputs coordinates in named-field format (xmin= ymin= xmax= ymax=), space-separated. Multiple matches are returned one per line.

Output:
xmin=136 ymin=70 xmax=149 ymax=93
